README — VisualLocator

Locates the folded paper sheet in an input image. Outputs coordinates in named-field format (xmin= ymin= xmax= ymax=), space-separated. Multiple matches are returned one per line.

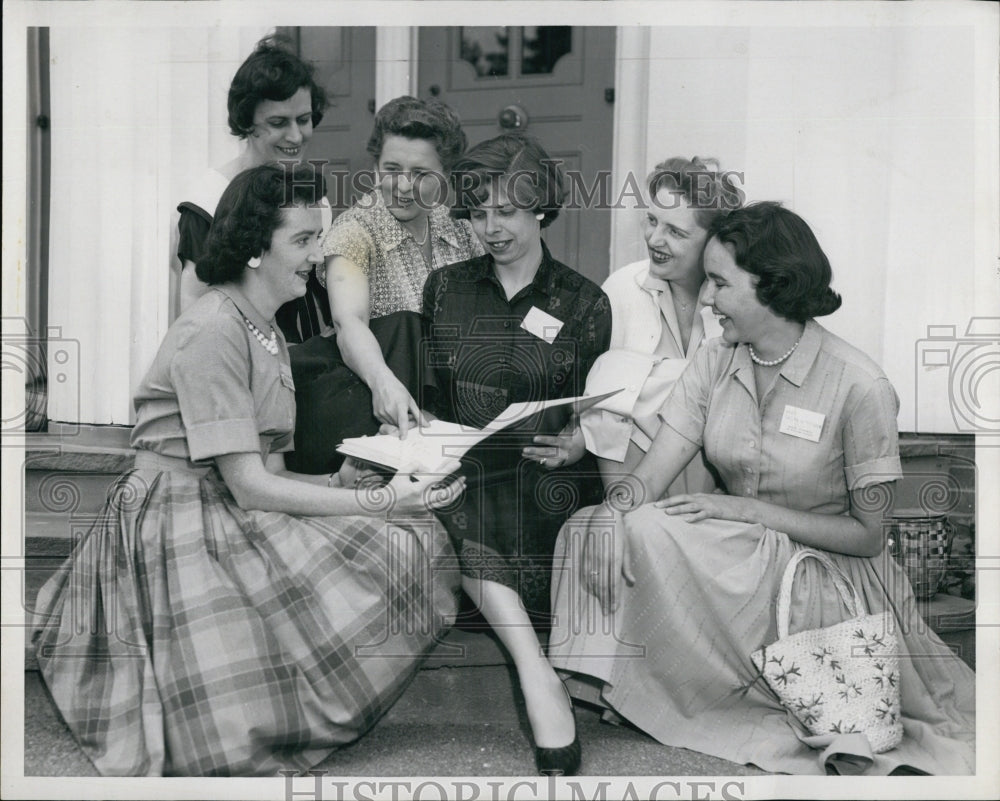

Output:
xmin=337 ymin=389 xmax=623 ymax=473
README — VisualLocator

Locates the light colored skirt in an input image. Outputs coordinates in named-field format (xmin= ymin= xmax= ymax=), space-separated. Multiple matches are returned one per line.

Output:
xmin=548 ymin=503 xmax=976 ymax=774
xmin=32 ymin=464 xmax=459 ymax=776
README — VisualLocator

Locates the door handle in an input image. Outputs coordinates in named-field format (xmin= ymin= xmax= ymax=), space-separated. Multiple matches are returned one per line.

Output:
xmin=498 ymin=104 xmax=528 ymax=130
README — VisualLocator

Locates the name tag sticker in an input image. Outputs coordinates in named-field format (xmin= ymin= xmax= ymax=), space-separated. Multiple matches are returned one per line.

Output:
xmin=779 ymin=405 xmax=825 ymax=442
xmin=520 ymin=306 xmax=564 ymax=344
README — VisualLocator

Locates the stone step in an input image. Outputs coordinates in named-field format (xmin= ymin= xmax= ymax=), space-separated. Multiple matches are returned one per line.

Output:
xmin=24 ymin=429 xmax=134 ymax=518
xmin=22 ymin=667 xmax=768 ymax=778
xmin=24 ymin=469 xmax=122 ymax=517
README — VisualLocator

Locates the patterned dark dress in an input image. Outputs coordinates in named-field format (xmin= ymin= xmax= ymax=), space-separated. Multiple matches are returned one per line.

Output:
xmin=31 ymin=286 xmax=459 ymax=776
xmin=422 ymin=245 xmax=611 ymax=621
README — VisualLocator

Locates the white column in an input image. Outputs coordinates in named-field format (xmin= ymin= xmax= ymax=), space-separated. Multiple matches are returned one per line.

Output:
xmin=47 ymin=26 xmax=270 ymax=427
xmin=1 ymin=24 xmax=29 ymax=438
xmin=375 ymin=27 xmax=418 ymax=112
xmin=608 ymin=27 xmax=650 ymax=273
xmin=47 ymin=28 xmax=148 ymax=425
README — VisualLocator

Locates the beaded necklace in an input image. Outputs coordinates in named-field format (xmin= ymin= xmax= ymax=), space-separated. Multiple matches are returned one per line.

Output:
xmin=243 ymin=315 xmax=279 ymax=356
xmin=411 ymin=216 xmax=430 ymax=246
xmin=748 ymin=339 xmax=800 ymax=367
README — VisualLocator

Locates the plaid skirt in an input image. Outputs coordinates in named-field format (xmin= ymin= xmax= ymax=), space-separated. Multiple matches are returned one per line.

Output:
xmin=31 ymin=463 xmax=460 ymax=776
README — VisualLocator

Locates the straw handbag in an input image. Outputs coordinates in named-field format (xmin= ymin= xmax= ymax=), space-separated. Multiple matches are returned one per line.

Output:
xmin=751 ymin=549 xmax=903 ymax=753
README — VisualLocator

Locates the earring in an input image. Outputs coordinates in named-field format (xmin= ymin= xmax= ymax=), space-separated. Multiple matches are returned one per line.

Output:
xmin=247 ymin=256 xmax=262 ymax=269
xmin=535 ymin=213 xmax=545 ymax=221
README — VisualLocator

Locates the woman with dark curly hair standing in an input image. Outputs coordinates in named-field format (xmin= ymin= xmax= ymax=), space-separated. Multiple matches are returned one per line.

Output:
xmin=174 ymin=35 xmax=333 ymax=343
xmin=33 ymin=165 xmax=465 ymax=777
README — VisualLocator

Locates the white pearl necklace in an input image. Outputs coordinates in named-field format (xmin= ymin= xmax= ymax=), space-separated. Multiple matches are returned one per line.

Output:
xmin=243 ymin=315 xmax=279 ymax=356
xmin=411 ymin=216 xmax=430 ymax=246
xmin=748 ymin=339 xmax=800 ymax=367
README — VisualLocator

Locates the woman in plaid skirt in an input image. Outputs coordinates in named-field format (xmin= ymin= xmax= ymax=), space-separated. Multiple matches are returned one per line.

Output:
xmin=31 ymin=164 xmax=465 ymax=776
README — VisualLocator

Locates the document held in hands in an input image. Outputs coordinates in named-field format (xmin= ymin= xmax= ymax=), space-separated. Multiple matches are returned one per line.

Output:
xmin=337 ymin=389 xmax=623 ymax=474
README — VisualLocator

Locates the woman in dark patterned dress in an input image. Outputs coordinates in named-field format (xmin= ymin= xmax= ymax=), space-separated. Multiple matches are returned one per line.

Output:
xmin=32 ymin=165 xmax=465 ymax=776
xmin=420 ymin=134 xmax=612 ymax=775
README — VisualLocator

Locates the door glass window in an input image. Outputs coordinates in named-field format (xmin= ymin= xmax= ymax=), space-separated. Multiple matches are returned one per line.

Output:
xmin=520 ymin=27 xmax=572 ymax=75
xmin=459 ymin=27 xmax=510 ymax=77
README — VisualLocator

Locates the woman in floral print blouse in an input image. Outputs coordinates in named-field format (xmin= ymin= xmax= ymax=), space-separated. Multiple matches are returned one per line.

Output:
xmin=287 ymin=96 xmax=482 ymax=474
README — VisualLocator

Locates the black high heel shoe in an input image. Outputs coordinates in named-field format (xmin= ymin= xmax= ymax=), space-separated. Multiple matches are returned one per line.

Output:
xmin=534 ymin=684 xmax=582 ymax=776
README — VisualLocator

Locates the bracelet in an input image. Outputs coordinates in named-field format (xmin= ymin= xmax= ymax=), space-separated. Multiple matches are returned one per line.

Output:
xmin=327 ymin=472 xmax=336 ymax=488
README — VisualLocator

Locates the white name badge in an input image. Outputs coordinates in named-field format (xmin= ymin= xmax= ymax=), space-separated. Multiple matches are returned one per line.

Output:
xmin=779 ymin=405 xmax=825 ymax=442
xmin=520 ymin=306 xmax=564 ymax=344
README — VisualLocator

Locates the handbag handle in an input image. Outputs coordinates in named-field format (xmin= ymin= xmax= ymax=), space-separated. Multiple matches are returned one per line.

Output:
xmin=776 ymin=548 xmax=868 ymax=639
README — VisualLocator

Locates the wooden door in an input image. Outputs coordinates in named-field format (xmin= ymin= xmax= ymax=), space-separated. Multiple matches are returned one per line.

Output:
xmin=283 ymin=27 xmax=376 ymax=215
xmin=418 ymin=27 xmax=616 ymax=285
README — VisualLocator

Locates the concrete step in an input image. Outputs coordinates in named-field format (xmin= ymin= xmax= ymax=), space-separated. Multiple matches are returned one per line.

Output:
xmin=24 ymin=428 xmax=134 ymax=518
xmin=22 ymin=666 xmax=767 ymax=778
xmin=24 ymin=470 xmax=122 ymax=517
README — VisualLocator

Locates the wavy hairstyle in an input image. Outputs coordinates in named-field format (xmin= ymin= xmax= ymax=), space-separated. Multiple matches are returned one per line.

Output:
xmin=450 ymin=133 xmax=566 ymax=229
xmin=366 ymin=96 xmax=468 ymax=172
xmin=227 ymin=35 xmax=328 ymax=138
xmin=647 ymin=156 xmax=745 ymax=230
xmin=197 ymin=164 xmax=327 ymax=285
xmin=706 ymin=201 xmax=842 ymax=322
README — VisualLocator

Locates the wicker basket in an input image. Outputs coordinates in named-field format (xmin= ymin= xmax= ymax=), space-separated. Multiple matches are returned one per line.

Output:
xmin=885 ymin=514 xmax=953 ymax=600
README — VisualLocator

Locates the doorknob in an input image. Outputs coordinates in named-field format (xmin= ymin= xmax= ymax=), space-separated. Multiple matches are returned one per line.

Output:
xmin=498 ymin=104 xmax=528 ymax=130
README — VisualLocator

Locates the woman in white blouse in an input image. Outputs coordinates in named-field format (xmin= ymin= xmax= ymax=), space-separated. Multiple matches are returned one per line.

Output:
xmin=579 ymin=157 xmax=743 ymax=491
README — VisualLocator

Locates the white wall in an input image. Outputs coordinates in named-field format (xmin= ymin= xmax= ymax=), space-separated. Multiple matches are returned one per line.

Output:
xmin=46 ymin=26 xmax=269 ymax=426
xmin=629 ymin=21 xmax=999 ymax=433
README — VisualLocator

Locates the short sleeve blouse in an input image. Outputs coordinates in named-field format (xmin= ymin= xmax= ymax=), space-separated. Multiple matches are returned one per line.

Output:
xmin=130 ymin=287 xmax=296 ymax=463
xmin=319 ymin=190 xmax=484 ymax=319
xmin=659 ymin=319 xmax=902 ymax=514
